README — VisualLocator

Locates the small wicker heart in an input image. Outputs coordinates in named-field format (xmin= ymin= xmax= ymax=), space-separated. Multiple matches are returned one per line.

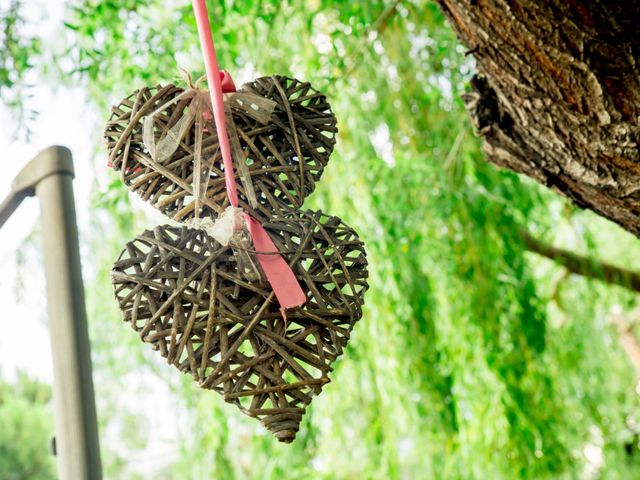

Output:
xmin=111 ymin=209 xmax=368 ymax=442
xmin=104 ymin=76 xmax=337 ymax=222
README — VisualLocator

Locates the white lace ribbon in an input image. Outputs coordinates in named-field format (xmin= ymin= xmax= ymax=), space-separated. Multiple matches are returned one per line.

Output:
xmin=187 ymin=205 xmax=244 ymax=246
xmin=188 ymin=205 xmax=264 ymax=283
xmin=141 ymin=82 xmax=277 ymax=218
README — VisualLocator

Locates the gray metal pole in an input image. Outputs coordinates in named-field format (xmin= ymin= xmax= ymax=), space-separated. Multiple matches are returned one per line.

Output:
xmin=5 ymin=146 xmax=102 ymax=479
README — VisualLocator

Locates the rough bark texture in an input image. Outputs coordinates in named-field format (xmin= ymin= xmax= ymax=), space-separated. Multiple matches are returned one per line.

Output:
xmin=437 ymin=0 xmax=640 ymax=236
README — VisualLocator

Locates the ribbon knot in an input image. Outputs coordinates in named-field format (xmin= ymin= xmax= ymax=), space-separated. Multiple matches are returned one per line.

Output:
xmin=142 ymin=75 xmax=277 ymax=214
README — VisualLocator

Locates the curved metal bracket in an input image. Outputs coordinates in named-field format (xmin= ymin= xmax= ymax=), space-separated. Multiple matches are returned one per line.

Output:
xmin=0 ymin=146 xmax=74 ymax=227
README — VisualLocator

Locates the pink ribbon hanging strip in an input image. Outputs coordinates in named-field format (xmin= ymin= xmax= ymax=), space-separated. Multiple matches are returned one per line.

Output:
xmin=191 ymin=0 xmax=306 ymax=311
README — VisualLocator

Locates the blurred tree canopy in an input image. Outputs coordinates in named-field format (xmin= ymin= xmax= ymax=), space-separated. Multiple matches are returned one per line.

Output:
xmin=3 ymin=1 xmax=640 ymax=479
xmin=0 ymin=371 xmax=55 ymax=479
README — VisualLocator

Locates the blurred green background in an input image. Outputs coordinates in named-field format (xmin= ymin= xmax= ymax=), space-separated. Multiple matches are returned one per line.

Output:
xmin=2 ymin=1 xmax=640 ymax=478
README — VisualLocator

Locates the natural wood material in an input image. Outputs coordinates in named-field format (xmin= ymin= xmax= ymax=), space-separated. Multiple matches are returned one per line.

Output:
xmin=104 ymin=75 xmax=337 ymax=222
xmin=521 ymin=231 xmax=640 ymax=292
xmin=437 ymin=0 xmax=640 ymax=236
xmin=111 ymin=209 xmax=368 ymax=443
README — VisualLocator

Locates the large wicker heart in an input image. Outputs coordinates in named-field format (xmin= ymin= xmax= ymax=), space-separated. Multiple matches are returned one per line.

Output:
xmin=104 ymin=76 xmax=337 ymax=222
xmin=111 ymin=209 xmax=368 ymax=442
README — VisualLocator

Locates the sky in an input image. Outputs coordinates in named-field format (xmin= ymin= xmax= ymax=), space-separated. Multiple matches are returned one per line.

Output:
xmin=0 ymin=0 xmax=98 ymax=382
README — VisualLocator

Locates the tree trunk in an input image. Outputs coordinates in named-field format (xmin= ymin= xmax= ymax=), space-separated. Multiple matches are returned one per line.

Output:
xmin=437 ymin=0 xmax=640 ymax=236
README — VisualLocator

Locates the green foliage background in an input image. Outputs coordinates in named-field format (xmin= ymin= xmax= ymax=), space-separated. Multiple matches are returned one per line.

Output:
xmin=0 ymin=372 xmax=55 ymax=479
xmin=3 ymin=1 xmax=640 ymax=479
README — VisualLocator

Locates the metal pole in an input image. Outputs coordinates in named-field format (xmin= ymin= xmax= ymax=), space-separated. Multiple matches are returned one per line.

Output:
xmin=3 ymin=146 xmax=102 ymax=479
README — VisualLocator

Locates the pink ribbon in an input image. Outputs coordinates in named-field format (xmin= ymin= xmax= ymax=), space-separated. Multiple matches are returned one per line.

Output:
xmin=191 ymin=0 xmax=306 ymax=311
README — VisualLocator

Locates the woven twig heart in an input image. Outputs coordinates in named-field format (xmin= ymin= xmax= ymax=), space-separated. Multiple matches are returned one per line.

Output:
xmin=104 ymin=76 xmax=337 ymax=222
xmin=111 ymin=209 xmax=368 ymax=442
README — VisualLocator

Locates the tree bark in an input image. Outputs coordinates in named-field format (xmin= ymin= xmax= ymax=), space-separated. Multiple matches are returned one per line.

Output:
xmin=437 ymin=0 xmax=640 ymax=236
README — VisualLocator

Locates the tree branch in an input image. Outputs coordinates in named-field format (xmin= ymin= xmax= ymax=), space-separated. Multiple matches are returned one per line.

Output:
xmin=520 ymin=231 xmax=640 ymax=293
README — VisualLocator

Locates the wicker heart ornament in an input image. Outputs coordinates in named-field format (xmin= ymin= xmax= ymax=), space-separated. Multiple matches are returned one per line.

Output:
xmin=111 ymin=209 xmax=368 ymax=442
xmin=104 ymin=76 xmax=337 ymax=222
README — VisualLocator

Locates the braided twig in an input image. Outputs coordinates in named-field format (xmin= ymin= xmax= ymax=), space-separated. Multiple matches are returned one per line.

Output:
xmin=111 ymin=209 xmax=368 ymax=442
xmin=104 ymin=76 xmax=337 ymax=222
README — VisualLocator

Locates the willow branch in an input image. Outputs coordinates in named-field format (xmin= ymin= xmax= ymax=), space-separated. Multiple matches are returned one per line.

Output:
xmin=520 ymin=231 xmax=640 ymax=293
xmin=342 ymin=0 xmax=403 ymax=78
